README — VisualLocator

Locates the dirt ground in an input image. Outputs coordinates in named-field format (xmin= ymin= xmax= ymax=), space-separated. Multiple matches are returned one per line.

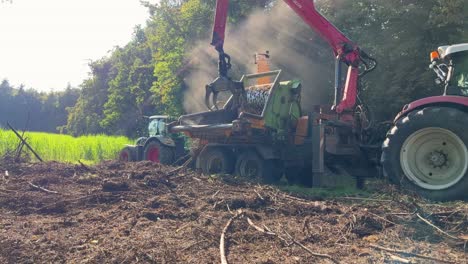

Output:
xmin=0 ymin=160 xmax=466 ymax=264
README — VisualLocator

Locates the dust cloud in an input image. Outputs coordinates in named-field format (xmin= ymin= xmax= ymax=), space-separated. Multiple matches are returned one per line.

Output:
xmin=183 ymin=2 xmax=333 ymax=114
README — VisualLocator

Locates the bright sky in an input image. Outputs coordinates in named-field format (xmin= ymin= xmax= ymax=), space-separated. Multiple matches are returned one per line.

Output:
xmin=0 ymin=0 xmax=153 ymax=91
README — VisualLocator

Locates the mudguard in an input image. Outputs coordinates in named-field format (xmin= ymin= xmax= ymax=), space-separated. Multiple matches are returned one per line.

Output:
xmin=143 ymin=136 xmax=176 ymax=148
xmin=254 ymin=145 xmax=279 ymax=160
xmin=135 ymin=137 xmax=147 ymax=146
xmin=394 ymin=95 xmax=468 ymax=121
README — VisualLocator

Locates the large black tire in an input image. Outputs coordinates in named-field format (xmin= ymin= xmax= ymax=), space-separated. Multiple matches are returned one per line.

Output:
xmin=235 ymin=150 xmax=282 ymax=183
xmin=119 ymin=146 xmax=138 ymax=162
xmin=143 ymin=140 xmax=175 ymax=165
xmin=199 ymin=147 xmax=235 ymax=175
xmin=382 ymin=106 xmax=468 ymax=201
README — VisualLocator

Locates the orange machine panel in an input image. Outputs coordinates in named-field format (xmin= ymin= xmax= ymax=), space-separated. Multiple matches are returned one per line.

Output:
xmin=294 ymin=116 xmax=309 ymax=145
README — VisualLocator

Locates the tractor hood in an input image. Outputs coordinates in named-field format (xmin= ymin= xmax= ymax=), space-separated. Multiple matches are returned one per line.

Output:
xmin=394 ymin=95 xmax=468 ymax=122
xmin=438 ymin=43 xmax=468 ymax=59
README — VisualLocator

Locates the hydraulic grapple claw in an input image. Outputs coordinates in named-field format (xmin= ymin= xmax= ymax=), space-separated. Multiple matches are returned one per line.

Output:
xmin=205 ymin=84 xmax=219 ymax=111
xmin=204 ymin=76 xmax=245 ymax=111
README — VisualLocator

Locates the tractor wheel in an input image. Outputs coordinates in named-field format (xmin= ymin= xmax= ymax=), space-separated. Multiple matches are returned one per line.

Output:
xmin=382 ymin=106 xmax=468 ymax=201
xmin=199 ymin=147 xmax=234 ymax=175
xmin=119 ymin=146 xmax=137 ymax=162
xmin=235 ymin=150 xmax=281 ymax=183
xmin=143 ymin=140 xmax=175 ymax=165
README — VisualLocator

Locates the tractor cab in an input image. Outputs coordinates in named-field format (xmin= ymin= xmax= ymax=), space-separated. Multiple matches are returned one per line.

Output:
xmin=430 ymin=43 xmax=468 ymax=96
xmin=148 ymin=115 xmax=169 ymax=136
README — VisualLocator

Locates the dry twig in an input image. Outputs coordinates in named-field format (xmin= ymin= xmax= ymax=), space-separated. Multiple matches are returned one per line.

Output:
xmin=367 ymin=211 xmax=398 ymax=226
xmin=369 ymin=244 xmax=456 ymax=263
xmin=336 ymin=196 xmax=392 ymax=203
xmin=212 ymin=190 xmax=220 ymax=198
xmin=416 ymin=213 xmax=461 ymax=241
xmin=0 ymin=187 xmax=16 ymax=193
xmin=282 ymin=193 xmax=312 ymax=203
xmin=286 ymin=231 xmax=340 ymax=264
xmin=246 ymin=217 xmax=340 ymax=264
xmin=253 ymin=189 xmax=264 ymax=200
xmin=78 ymin=160 xmax=92 ymax=171
xmin=389 ymin=254 xmax=411 ymax=263
xmin=167 ymin=157 xmax=192 ymax=176
xmin=28 ymin=182 xmax=59 ymax=194
xmin=220 ymin=210 xmax=245 ymax=264
xmin=183 ymin=239 xmax=208 ymax=251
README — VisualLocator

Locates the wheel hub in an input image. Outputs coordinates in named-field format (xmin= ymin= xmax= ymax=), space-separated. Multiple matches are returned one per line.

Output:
xmin=244 ymin=160 xmax=259 ymax=178
xmin=147 ymin=148 xmax=160 ymax=162
xmin=427 ymin=150 xmax=448 ymax=168
xmin=120 ymin=152 xmax=129 ymax=161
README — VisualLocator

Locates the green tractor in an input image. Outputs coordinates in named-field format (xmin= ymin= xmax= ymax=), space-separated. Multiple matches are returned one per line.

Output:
xmin=119 ymin=115 xmax=186 ymax=164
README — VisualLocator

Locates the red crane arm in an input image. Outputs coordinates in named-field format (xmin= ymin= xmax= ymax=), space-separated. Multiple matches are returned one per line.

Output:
xmin=211 ymin=0 xmax=229 ymax=52
xmin=210 ymin=0 xmax=373 ymax=113
xmin=283 ymin=0 xmax=359 ymax=64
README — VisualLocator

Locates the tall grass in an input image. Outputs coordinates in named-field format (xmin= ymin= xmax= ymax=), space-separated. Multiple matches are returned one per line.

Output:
xmin=0 ymin=129 xmax=133 ymax=164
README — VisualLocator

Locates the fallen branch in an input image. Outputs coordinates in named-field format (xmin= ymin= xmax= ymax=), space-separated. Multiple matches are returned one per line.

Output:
xmin=78 ymin=160 xmax=92 ymax=171
xmin=183 ymin=239 xmax=208 ymax=251
xmin=220 ymin=210 xmax=245 ymax=264
xmin=171 ymin=154 xmax=191 ymax=166
xmin=212 ymin=190 xmax=220 ymax=198
xmin=167 ymin=157 xmax=192 ymax=176
xmin=246 ymin=217 xmax=290 ymax=245
xmin=35 ymin=194 xmax=99 ymax=212
xmin=15 ymin=136 xmax=26 ymax=161
xmin=253 ymin=189 xmax=264 ymax=200
xmin=367 ymin=211 xmax=398 ymax=226
xmin=246 ymin=217 xmax=340 ymax=264
xmin=369 ymin=244 xmax=456 ymax=263
xmin=416 ymin=213 xmax=461 ymax=241
xmin=246 ymin=217 xmax=276 ymax=235
xmin=0 ymin=188 xmax=17 ymax=195
xmin=282 ymin=193 xmax=312 ymax=203
xmin=285 ymin=230 xmax=340 ymax=264
xmin=28 ymin=182 xmax=59 ymax=194
xmin=7 ymin=122 xmax=43 ymax=162
xmin=176 ymin=223 xmax=192 ymax=233
xmin=336 ymin=197 xmax=392 ymax=203
xmin=14 ymin=114 xmax=30 ymax=161
xmin=389 ymin=254 xmax=411 ymax=264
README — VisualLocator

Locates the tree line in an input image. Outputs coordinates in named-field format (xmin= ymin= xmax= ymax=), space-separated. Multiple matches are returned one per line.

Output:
xmin=0 ymin=80 xmax=79 ymax=132
xmin=2 ymin=0 xmax=467 ymax=137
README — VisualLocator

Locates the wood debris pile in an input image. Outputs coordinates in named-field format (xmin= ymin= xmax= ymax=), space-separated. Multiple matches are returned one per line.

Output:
xmin=0 ymin=160 xmax=466 ymax=263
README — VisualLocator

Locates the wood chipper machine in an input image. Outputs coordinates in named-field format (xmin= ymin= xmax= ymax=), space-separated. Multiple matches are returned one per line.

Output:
xmin=120 ymin=0 xmax=468 ymax=201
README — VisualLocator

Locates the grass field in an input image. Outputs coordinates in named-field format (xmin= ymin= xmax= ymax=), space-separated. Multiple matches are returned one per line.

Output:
xmin=0 ymin=129 xmax=133 ymax=164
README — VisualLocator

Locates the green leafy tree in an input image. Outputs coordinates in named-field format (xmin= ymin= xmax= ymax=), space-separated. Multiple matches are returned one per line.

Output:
xmin=66 ymin=59 xmax=114 ymax=135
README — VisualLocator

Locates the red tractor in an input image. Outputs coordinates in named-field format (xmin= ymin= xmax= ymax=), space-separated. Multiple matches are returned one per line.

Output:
xmin=382 ymin=44 xmax=468 ymax=200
